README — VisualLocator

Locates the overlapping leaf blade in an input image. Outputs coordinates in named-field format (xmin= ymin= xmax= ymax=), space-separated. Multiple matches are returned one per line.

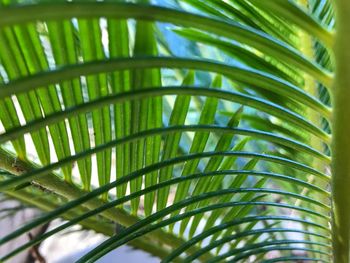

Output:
xmin=0 ymin=0 xmax=334 ymax=262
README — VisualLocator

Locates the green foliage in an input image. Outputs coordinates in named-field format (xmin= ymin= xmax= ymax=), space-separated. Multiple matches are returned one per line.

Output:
xmin=0 ymin=0 xmax=339 ymax=262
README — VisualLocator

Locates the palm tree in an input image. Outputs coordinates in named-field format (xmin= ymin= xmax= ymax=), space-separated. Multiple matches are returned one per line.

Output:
xmin=0 ymin=0 xmax=348 ymax=262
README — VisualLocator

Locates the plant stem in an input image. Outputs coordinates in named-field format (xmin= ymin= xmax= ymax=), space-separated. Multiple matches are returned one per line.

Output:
xmin=332 ymin=0 xmax=350 ymax=262
xmin=0 ymin=151 xmax=172 ymax=259
xmin=5 ymin=186 xmax=114 ymax=236
xmin=0 ymin=148 xmax=212 ymax=261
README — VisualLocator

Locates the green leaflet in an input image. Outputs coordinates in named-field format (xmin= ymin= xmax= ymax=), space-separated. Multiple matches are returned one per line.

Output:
xmin=0 ymin=86 xmax=331 ymax=144
xmin=174 ymin=28 xmax=298 ymax=85
xmin=46 ymin=20 xmax=92 ymax=189
xmin=78 ymin=18 xmax=112 ymax=199
xmin=107 ymin=18 xmax=131 ymax=201
xmin=211 ymin=178 xmax=268 ymax=252
xmin=1 ymin=169 xmax=329 ymax=260
xmin=198 ymin=138 xmax=249 ymax=233
xmin=247 ymin=0 xmax=334 ymax=47
xmin=171 ymin=76 xmax=221 ymax=219
xmin=0 ymin=27 xmax=50 ymax=165
xmin=0 ymin=57 xmax=331 ymax=119
xmin=157 ymin=71 xmax=195 ymax=212
xmin=1 ymin=125 xmax=330 ymax=164
xmin=0 ymin=73 xmax=26 ymax=158
xmin=0 ymin=2 xmax=333 ymax=86
xmin=178 ymin=107 xmax=243 ymax=236
xmin=187 ymin=227 xmax=327 ymax=262
xmin=11 ymin=24 xmax=72 ymax=181
xmin=131 ymin=13 xmax=162 ymax=215
xmin=196 ymin=158 xmax=262 ymax=242
xmin=83 ymin=212 xmax=329 ymax=263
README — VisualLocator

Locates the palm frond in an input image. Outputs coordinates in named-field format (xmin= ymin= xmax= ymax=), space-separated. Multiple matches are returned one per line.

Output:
xmin=0 ymin=0 xmax=337 ymax=262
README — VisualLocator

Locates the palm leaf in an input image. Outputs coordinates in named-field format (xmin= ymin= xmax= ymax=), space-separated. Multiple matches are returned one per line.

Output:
xmin=1 ymin=0 xmax=347 ymax=262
